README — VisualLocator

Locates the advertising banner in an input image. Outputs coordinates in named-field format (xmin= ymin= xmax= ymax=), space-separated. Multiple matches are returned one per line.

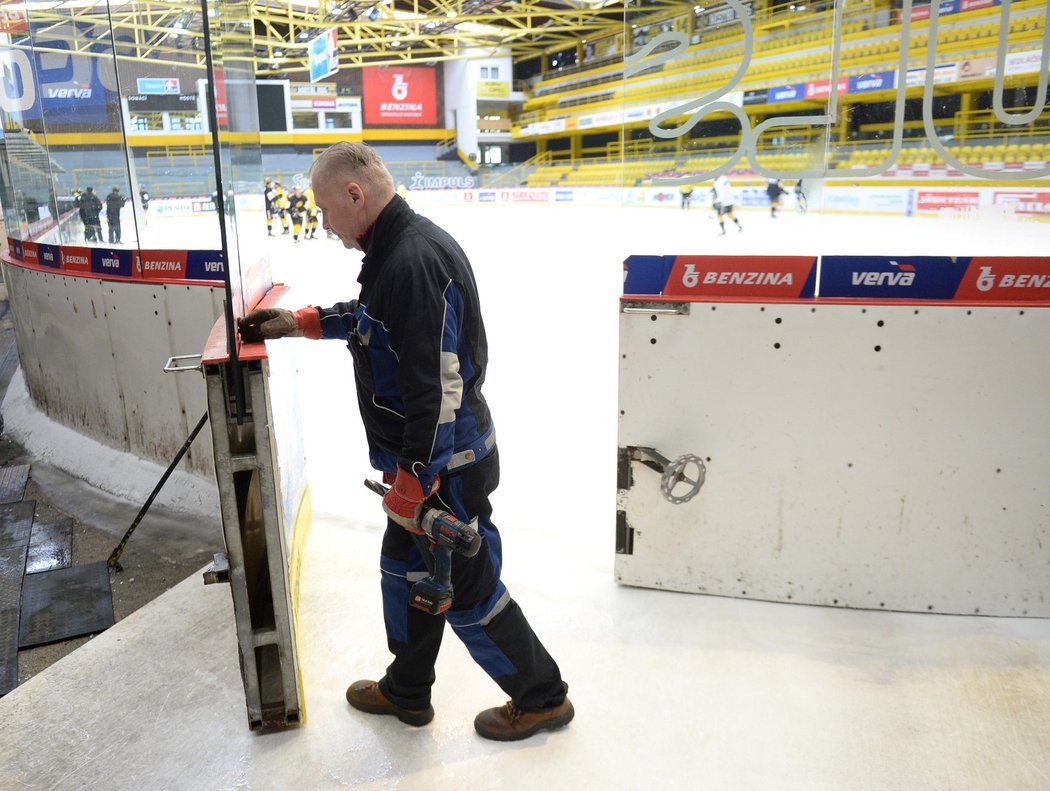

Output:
xmin=137 ymin=78 xmax=180 ymax=94
xmin=309 ymin=29 xmax=338 ymax=82
xmin=916 ymin=190 xmax=980 ymax=211
xmin=992 ymin=191 xmax=1050 ymax=216
xmin=848 ymin=71 xmax=896 ymax=94
xmin=362 ymin=66 xmax=437 ymax=126
xmin=805 ymin=78 xmax=848 ymax=99
xmin=138 ymin=249 xmax=188 ymax=279
xmin=820 ymin=256 xmax=968 ymax=299
xmin=955 ymin=257 xmax=1050 ymax=301
xmin=956 ymin=57 xmax=996 ymax=81
xmin=664 ymin=255 xmax=818 ymax=299
xmin=91 ymin=248 xmax=135 ymax=278
xmin=766 ymin=84 xmax=806 ymax=103
xmin=60 ymin=246 xmax=93 ymax=274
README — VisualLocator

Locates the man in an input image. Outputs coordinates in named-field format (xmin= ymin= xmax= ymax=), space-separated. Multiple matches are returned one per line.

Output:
xmin=712 ymin=174 xmax=743 ymax=236
xmin=766 ymin=177 xmax=783 ymax=218
xmin=237 ymin=142 xmax=573 ymax=742
xmin=286 ymin=185 xmax=308 ymax=243
xmin=794 ymin=179 xmax=807 ymax=214
xmin=679 ymin=183 xmax=693 ymax=210
xmin=105 ymin=186 xmax=126 ymax=243
xmin=304 ymin=185 xmax=320 ymax=239
xmin=264 ymin=178 xmax=276 ymax=236
xmin=79 ymin=187 xmax=102 ymax=242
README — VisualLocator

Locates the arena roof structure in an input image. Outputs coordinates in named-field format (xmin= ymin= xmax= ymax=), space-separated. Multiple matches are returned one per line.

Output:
xmin=14 ymin=0 xmax=682 ymax=74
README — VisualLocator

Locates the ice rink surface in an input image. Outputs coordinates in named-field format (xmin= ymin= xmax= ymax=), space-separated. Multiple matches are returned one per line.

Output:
xmin=1 ymin=201 xmax=1049 ymax=790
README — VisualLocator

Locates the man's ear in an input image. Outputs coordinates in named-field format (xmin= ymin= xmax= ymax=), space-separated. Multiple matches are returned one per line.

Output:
xmin=347 ymin=182 xmax=362 ymax=203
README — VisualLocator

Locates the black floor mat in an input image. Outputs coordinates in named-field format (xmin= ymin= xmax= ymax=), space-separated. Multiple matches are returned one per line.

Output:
xmin=18 ymin=561 xmax=114 ymax=649
xmin=0 ymin=542 xmax=29 ymax=695
xmin=25 ymin=518 xmax=73 ymax=575
xmin=0 ymin=501 xmax=35 ymax=548
xmin=0 ymin=465 xmax=30 ymax=506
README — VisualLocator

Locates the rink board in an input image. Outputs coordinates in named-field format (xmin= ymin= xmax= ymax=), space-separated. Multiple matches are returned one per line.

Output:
xmin=616 ymin=297 xmax=1049 ymax=617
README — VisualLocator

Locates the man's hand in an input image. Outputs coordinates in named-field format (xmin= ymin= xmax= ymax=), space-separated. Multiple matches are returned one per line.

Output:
xmin=238 ymin=308 xmax=304 ymax=343
xmin=383 ymin=468 xmax=440 ymax=535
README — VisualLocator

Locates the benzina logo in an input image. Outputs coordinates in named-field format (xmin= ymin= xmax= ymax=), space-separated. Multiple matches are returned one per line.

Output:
xmin=851 ymin=261 xmax=916 ymax=286
xmin=687 ymin=267 xmax=793 ymax=287
xmin=974 ymin=266 xmax=1050 ymax=292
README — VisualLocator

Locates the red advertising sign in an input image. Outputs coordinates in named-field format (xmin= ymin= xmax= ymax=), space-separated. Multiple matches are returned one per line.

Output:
xmin=138 ymin=249 xmax=188 ymax=279
xmin=664 ymin=255 xmax=816 ymax=299
xmin=955 ymin=257 xmax=1050 ymax=302
xmin=992 ymin=191 xmax=1050 ymax=215
xmin=805 ymin=78 xmax=848 ymax=99
xmin=362 ymin=66 xmax=437 ymax=126
xmin=916 ymin=191 xmax=980 ymax=211
xmin=20 ymin=242 xmax=39 ymax=266
xmin=60 ymin=245 xmax=93 ymax=274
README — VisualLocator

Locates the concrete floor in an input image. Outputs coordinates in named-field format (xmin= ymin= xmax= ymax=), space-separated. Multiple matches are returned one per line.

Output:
xmin=1 ymin=203 xmax=1049 ymax=789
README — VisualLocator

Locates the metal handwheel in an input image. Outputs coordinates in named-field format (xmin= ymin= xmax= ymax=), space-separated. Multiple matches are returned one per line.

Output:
xmin=659 ymin=453 xmax=706 ymax=504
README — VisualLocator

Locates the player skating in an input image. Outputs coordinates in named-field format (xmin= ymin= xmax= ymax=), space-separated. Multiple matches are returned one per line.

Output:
xmin=680 ymin=184 xmax=693 ymax=210
xmin=287 ymin=186 xmax=308 ymax=243
xmin=766 ymin=178 xmax=784 ymax=218
xmin=304 ymin=185 xmax=319 ymax=239
xmin=712 ymin=174 xmax=743 ymax=236
xmin=794 ymin=179 xmax=807 ymax=214
xmin=264 ymin=178 xmax=277 ymax=236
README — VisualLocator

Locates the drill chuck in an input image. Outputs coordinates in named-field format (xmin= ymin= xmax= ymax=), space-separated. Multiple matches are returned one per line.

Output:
xmin=421 ymin=511 xmax=482 ymax=557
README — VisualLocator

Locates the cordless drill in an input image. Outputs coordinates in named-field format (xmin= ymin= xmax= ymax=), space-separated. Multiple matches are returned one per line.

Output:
xmin=364 ymin=479 xmax=483 ymax=614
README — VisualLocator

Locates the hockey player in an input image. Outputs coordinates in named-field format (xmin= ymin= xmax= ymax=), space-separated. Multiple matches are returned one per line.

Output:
xmin=766 ymin=177 xmax=784 ymax=218
xmin=304 ymin=185 xmax=320 ymax=239
xmin=794 ymin=179 xmax=808 ymax=214
xmin=275 ymin=182 xmax=290 ymax=234
xmin=679 ymin=184 xmax=693 ymax=209
xmin=712 ymin=175 xmax=743 ymax=236
xmin=287 ymin=186 xmax=308 ymax=243
xmin=264 ymin=178 xmax=277 ymax=236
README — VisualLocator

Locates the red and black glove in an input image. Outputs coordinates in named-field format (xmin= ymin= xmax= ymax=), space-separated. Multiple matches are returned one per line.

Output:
xmin=238 ymin=307 xmax=320 ymax=343
xmin=383 ymin=467 xmax=440 ymax=535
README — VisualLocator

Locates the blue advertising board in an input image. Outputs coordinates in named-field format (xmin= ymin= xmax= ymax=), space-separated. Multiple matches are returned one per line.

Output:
xmin=819 ymin=256 xmax=971 ymax=299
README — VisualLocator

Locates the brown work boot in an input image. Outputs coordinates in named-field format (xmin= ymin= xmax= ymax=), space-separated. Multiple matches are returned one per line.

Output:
xmin=345 ymin=680 xmax=434 ymax=727
xmin=474 ymin=698 xmax=575 ymax=741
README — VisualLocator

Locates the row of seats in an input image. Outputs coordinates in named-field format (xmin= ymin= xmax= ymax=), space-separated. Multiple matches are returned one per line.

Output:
xmin=524 ymin=142 xmax=1049 ymax=187
xmin=846 ymin=143 xmax=1049 ymax=166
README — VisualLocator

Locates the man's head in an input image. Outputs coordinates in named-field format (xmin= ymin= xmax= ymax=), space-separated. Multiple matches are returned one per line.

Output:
xmin=310 ymin=142 xmax=395 ymax=251
xmin=112 ymin=187 xmax=119 ymax=193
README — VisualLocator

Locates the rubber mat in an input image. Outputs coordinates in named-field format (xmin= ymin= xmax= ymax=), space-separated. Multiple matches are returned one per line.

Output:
xmin=0 ymin=501 xmax=35 ymax=548
xmin=0 ymin=465 xmax=30 ymax=505
xmin=25 ymin=518 xmax=73 ymax=575
xmin=18 ymin=561 xmax=114 ymax=649
xmin=0 ymin=541 xmax=29 ymax=695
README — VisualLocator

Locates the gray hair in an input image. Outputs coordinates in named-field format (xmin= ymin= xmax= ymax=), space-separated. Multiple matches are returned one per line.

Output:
xmin=310 ymin=142 xmax=394 ymax=196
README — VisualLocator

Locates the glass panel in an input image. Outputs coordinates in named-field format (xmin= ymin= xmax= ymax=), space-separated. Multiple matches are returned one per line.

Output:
xmin=617 ymin=0 xmax=1049 ymax=253
xmin=0 ymin=0 xmax=269 ymax=335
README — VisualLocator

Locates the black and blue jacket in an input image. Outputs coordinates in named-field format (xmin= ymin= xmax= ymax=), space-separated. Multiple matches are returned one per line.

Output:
xmin=313 ymin=195 xmax=494 ymax=492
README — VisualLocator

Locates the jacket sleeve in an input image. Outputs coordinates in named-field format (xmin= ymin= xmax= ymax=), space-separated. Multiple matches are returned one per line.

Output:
xmin=315 ymin=301 xmax=358 ymax=339
xmin=383 ymin=253 xmax=464 ymax=491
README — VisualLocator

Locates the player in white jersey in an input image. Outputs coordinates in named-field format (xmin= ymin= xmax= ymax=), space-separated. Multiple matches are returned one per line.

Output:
xmin=711 ymin=175 xmax=743 ymax=236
